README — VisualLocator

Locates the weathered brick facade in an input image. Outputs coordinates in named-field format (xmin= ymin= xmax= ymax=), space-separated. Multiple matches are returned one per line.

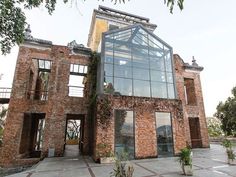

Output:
xmin=0 ymin=6 xmax=209 ymax=167
xmin=0 ymin=41 xmax=92 ymax=167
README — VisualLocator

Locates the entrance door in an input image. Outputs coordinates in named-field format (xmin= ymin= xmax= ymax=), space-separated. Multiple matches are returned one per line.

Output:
xmin=64 ymin=114 xmax=84 ymax=157
xmin=189 ymin=117 xmax=202 ymax=148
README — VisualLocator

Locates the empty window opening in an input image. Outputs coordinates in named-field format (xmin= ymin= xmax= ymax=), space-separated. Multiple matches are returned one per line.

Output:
xmin=19 ymin=113 xmax=45 ymax=158
xmin=189 ymin=117 xmax=202 ymax=148
xmin=29 ymin=59 xmax=51 ymax=100
xmin=68 ymin=64 xmax=88 ymax=97
xmin=64 ymin=114 xmax=84 ymax=157
xmin=184 ymin=78 xmax=197 ymax=105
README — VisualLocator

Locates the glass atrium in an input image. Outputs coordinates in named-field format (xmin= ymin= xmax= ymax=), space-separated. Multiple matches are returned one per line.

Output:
xmin=101 ymin=25 xmax=176 ymax=99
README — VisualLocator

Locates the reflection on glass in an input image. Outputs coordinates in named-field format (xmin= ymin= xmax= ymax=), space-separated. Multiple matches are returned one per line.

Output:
xmin=167 ymin=83 xmax=175 ymax=99
xmin=134 ymin=80 xmax=150 ymax=97
xmin=114 ymin=65 xmax=132 ymax=78
xmin=104 ymin=64 xmax=113 ymax=76
xmin=150 ymin=70 xmax=166 ymax=82
xmin=115 ymin=110 xmax=134 ymax=159
xmin=103 ymin=25 xmax=176 ymax=98
xmin=155 ymin=112 xmax=173 ymax=156
xmin=133 ymin=68 xmax=150 ymax=81
xmin=114 ymin=78 xmax=132 ymax=96
xmin=151 ymin=82 xmax=167 ymax=98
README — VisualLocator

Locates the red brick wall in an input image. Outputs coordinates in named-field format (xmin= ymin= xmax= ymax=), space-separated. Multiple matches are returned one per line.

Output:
xmin=174 ymin=54 xmax=209 ymax=148
xmin=0 ymin=44 xmax=91 ymax=167
xmin=94 ymin=95 xmax=185 ymax=160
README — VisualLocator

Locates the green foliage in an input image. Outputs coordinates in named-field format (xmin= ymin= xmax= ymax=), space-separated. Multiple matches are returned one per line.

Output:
xmin=0 ymin=105 xmax=7 ymax=146
xmin=96 ymin=143 xmax=114 ymax=158
xmin=178 ymin=147 xmax=192 ymax=166
xmin=110 ymin=151 xmax=134 ymax=177
xmin=215 ymin=87 xmax=236 ymax=137
xmin=0 ymin=0 xmax=184 ymax=55
xmin=207 ymin=117 xmax=224 ymax=137
xmin=222 ymin=139 xmax=236 ymax=160
xmin=164 ymin=0 xmax=184 ymax=13
xmin=222 ymin=139 xmax=233 ymax=149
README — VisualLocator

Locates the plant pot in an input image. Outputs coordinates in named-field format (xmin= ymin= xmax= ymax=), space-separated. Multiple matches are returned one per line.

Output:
xmin=228 ymin=159 xmax=236 ymax=165
xmin=100 ymin=157 xmax=115 ymax=164
xmin=182 ymin=165 xmax=193 ymax=176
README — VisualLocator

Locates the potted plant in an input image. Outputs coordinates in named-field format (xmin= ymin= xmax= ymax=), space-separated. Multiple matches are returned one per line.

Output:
xmin=110 ymin=151 xmax=134 ymax=177
xmin=96 ymin=143 xmax=115 ymax=164
xmin=178 ymin=147 xmax=193 ymax=176
xmin=222 ymin=139 xmax=236 ymax=165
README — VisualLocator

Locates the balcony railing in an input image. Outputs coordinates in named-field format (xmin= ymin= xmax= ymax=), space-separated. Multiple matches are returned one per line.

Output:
xmin=0 ymin=87 xmax=11 ymax=104
xmin=68 ymin=86 xmax=84 ymax=97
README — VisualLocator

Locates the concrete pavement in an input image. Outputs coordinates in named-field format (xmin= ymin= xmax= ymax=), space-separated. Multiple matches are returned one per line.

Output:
xmin=5 ymin=144 xmax=236 ymax=177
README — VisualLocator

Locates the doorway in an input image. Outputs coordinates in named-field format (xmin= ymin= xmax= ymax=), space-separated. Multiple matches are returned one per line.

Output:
xmin=64 ymin=114 xmax=84 ymax=157
xmin=189 ymin=117 xmax=202 ymax=148
xmin=19 ymin=113 xmax=45 ymax=158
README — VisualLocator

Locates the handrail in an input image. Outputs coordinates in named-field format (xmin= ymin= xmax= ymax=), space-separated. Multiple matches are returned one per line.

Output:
xmin=0 ymin=87 xmax=12 ymax=99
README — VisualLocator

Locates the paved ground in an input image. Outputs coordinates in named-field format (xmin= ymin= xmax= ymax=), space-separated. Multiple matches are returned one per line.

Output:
xmin=6 ymin=144 xmax=236 ymax=177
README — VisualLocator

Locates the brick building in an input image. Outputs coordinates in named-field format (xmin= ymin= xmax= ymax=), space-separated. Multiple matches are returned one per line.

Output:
xmin=0 ymin=6 xmax=209 ymax=167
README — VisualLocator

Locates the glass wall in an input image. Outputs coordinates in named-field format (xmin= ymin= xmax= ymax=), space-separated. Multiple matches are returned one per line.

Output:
xmin=102 ymin=25 xmax=176 ymax=99
xmin=155 ymin=112 xmax=174 ymax=156
xmin=115 ymin=110 xmax=134 ymax=159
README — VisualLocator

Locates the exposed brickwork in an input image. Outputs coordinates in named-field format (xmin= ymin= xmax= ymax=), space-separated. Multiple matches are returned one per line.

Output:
xmin=0 ymin=45 xmax=209 ymax=167
xmin=0 ymin=44 xmax=91 ymax=167
xmin=174 ymin=54 xmax=209 ymax=148
xmin=94 ymin=95 xmax=185 ymax=160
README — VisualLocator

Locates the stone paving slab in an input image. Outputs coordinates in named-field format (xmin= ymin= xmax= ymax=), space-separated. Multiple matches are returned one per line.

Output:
xmin=4 ymin=144 xmax=236 ymax=177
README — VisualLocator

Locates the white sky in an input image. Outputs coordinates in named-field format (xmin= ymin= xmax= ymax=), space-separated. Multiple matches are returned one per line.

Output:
xmin=1 ymin=0 xmax=236 ymax=117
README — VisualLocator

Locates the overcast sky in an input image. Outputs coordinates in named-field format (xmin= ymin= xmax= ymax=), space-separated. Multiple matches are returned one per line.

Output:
xmin=0 ymin=0 xmax=236 ymax=117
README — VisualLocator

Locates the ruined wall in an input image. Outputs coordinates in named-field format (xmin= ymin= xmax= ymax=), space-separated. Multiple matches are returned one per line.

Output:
xmin=174 ymin=54 xmax=209 ymax=148
xmin=0 ymin=44 xmax=91 ymax=167
xmin=94 ymin=95 xmax=185 ymax=160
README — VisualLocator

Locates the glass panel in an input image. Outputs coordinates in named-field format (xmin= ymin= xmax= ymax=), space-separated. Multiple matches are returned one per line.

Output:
xmin=132 ymin=48 xmax=149 ymax=69
xmin=104 ymin=64 xmax=113 ymax=76
xmin=133 ymin=68 xmax=149 ymax=81
xmin=114 ymin=78 xmax=132 ymax=96
xmin=150 ymin=57 xmax=165 ymax=71
xmin=155 ymin=112 xmax=173 ymax=156
xmin=133 ymin=80 xmax=150 ymax=97
xmin=151 ymin=82 xmax=167 ymax=98
xmin=79 ymin=65 xmax=84 ymax=73
xmin=167 ymin=83 xmax=175 ymax=99
xmin=115 ymin=110 xmax=134 ymax=159
xmin=44 ymin=61 xmax=51 ymax=69
xmin=104 ymin=76 xmax=114 ymax=94
xmin=165 ymin=51 xmax=172 ymax=72
xmin=73 ymin=64 xmax=79 ymax=73
xmin=166 ymin=72 xmax=173 ymax=83
xmin=150 ymin=70 xmax=166 ymax=82
xmin=114 ymin=65 xmax=132 ymax=78
xmin=105 ymin=54 xmax=113 ymax=63
xmin=38 ymin=60 xmax=44 ymax=69
xmin=84 ymin=66 xmax=88 ymax=73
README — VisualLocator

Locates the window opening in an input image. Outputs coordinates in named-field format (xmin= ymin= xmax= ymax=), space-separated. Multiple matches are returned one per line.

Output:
xmin=30 ymin=59 xmax=51 ymax=101
xmin=68 ymin=64 xmax=87 ymax=97
xmin=184 ymin=78 xmax=197 ymax=105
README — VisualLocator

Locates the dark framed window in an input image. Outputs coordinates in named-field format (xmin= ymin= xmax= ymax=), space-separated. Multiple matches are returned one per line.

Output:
xmin=115 ymin=110 xmax=134 ymax=159
xmin=155 ymin=112 xmax=174 ymax=157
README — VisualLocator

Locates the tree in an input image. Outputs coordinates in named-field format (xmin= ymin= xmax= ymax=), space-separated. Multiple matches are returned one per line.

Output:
xmin=215 ymin=87 xmax=236 ymax=137
xmin=0 ymin=105 xmax=7 ymax=145
xmin=0 ymin=0 xmax=184 ymax=55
